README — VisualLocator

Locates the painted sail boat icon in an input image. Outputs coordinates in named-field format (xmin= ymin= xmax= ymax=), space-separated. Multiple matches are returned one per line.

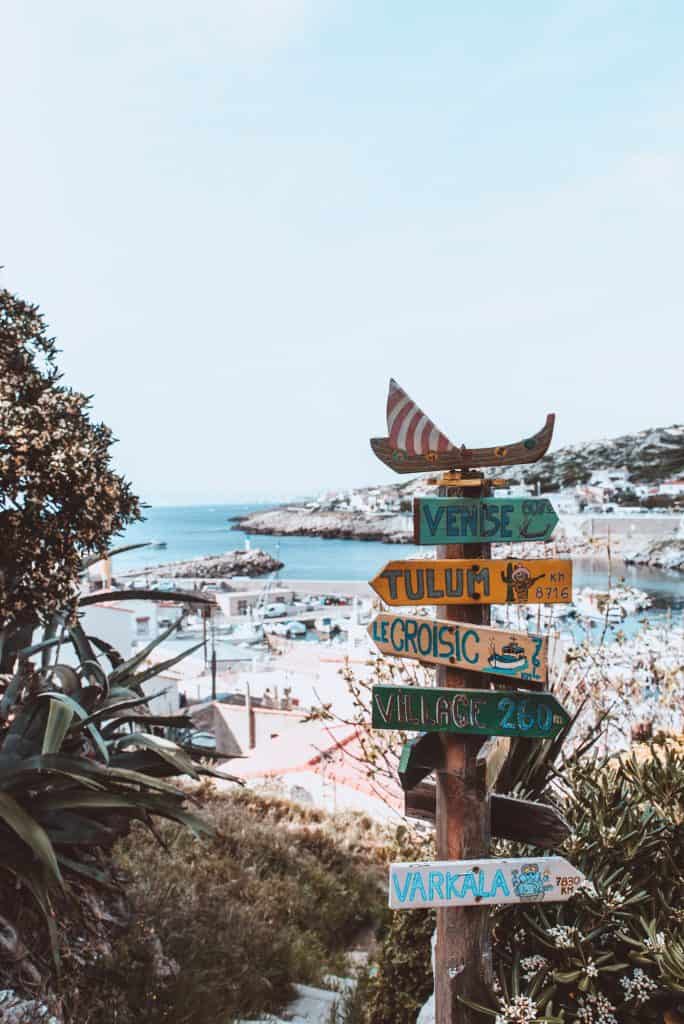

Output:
xmin=370 ymin=379 xmax=555 ymax=474
xmin=488 ymin=639 xmax=529 ymax=674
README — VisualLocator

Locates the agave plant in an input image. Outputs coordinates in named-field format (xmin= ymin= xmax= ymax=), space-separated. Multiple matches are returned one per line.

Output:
xmin=0 ymin=546 xmax=240 ymax=972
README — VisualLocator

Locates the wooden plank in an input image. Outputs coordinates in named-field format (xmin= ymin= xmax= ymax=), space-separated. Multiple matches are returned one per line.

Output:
xmin=432 ymin=480 xmax=492 ymax=1023
xmin=476 ymin=735 xmax=511 ymax=791
xmin=369 ymin=558 xmax=572 ymax=606
xmin=372 ymin=684 xmax=570 ymax=739
xmin=413 ymin=497 xmax=559 ymax=545
xmin=389 ymin=856 xmax=585 ymax=908
xmin=405 ymin=783 xmax=571 ymax=849
xmin=398 ymin=733 xmax=443 ymax=791
xmin=398 ymin=734 xmax=510 ymax=793
xmin=368 ymin=613 xmax=547 ymax=683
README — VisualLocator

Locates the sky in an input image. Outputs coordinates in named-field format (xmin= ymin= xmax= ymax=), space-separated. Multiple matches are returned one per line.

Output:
xmin=1 ymin=2 xmax=682 ymax=504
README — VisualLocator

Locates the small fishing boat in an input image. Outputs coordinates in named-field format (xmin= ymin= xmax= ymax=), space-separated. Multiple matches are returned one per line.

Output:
xmin=314 ymin=616 xmax=340 ymax=640
xmin=488 ymin=639 xmax=528 ymax=674
xmin=370 ymin=379 xmax=555 ymax=474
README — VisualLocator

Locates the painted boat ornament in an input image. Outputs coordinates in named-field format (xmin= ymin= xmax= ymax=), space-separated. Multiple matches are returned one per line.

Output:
xmin=370 ymin=378 xmax=555 ymax=473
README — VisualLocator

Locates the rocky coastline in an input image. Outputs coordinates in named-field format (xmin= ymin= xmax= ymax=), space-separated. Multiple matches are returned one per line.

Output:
xmin=233 ymin=507 xmax=683 ymax=571
xmin=623 ymin=538 xmax=684 ymax=572
xmin=134 ymin=548 xmax=284 ymax=579
xmin=232 ymin=507 xmax=413 ymax=543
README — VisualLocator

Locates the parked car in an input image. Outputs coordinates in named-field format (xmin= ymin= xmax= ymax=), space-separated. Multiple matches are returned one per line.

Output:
xmin=263 ymin=602 xmax=288 ymax=618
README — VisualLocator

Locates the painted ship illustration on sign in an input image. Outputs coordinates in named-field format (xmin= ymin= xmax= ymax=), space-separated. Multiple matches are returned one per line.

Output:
xmin=370 ymin=379 xmax=555 ymax=473
xmin=488 ymin=638 xmax=528 ymax=675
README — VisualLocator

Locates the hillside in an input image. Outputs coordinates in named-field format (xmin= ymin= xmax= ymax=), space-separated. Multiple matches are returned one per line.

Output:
xmin=499 ymin=422 xmax=684 ymax=490
xmin=233 ymin=424 xmax=683 ymax=544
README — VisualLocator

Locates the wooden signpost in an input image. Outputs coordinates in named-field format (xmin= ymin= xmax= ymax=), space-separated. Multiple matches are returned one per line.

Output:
xmin=404 ymin=783 xmax=571 ymax=849
xmin=372 ymin=684 xmax=569 ymax=739
xmin=413 ymin=496 xmax=559 ymax=545
xmin=367 ymin=380 xmax=580 ymax=1024
xmin=389 ymin=856 xmax=586 ymax=909
xmin=368 ymin=613 xmax=547 ymax=682
xmin=369 ymin=558 xmax=572 ymax=607
xmin=397 ymin=733 xmax=511 ymax=793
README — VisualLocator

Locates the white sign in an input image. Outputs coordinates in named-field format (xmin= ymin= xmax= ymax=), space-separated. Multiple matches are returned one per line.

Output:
xmin=389 ymin=857 xmax=587 ymax=909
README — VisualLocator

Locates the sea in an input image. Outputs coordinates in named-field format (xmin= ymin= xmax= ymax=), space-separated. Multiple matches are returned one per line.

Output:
xmin=112 ymin=505 xmax=684 ymax=640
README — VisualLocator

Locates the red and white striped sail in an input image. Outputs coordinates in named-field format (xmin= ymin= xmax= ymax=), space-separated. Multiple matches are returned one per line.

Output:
xmin=386 ymin=379 xmax=454 ymax=455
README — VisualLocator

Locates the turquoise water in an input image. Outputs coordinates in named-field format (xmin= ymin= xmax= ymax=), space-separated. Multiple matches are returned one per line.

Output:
xmin=113 ymin=505 xmax=683 ymax=625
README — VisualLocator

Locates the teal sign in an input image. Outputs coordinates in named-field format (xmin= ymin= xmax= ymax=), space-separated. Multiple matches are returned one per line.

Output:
xmin=413 ymin=497 xmax=559 ymax=545
xmin=372 ymin=684 xmax=569 ymax=739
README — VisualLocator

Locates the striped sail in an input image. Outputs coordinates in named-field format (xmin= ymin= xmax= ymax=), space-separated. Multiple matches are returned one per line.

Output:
xmin=386 ymin=379 xmax=454 ymax=455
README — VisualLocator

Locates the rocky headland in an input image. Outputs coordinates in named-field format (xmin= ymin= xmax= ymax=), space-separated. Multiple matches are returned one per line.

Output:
xmin=232 ymin=423 xmax=683 ymax=569
xmin=623 ymin=537 xmax=684 ymax=572
xmin=232 ymin=507 xmax=413 ymax=543
xmin=139 ymin=548 xmax=284 ymax=579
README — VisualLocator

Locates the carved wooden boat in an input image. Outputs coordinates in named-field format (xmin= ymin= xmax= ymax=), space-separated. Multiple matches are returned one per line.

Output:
xmin=370 ymin=379 xmax=555 ymax=473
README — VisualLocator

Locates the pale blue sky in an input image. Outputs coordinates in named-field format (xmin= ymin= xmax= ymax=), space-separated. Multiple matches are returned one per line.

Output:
xmin=1 ymin=2 xmax=682 ymax=503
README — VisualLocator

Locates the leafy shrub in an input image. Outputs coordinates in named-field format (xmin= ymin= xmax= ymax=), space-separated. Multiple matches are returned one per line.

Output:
xmin=364 ymin=825 xmax=435 ymax=1024
xmin=0 ymin=564 xmax=228 ymax=1000
xmin=63 ymin=787 xmax=388 ymax=1024
xmin=363 ymin=745 xmax=684 ymax=1024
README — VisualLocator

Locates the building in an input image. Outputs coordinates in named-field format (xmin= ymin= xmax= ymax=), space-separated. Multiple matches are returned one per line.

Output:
xmin=659 ymin=479 xmax=684 ymax=497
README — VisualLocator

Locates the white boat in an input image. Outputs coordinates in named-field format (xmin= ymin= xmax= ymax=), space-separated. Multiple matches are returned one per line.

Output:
xmin=314 ymin=616 xmax=340 ymax=640
xmin=272 ymin=620 xmax=307 ymax=639
xmin=232 ymin=622 xmax=265 ymax=645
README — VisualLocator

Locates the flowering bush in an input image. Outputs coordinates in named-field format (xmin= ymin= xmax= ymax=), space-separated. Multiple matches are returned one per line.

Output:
xmin=0 ymin=287 xmax=141 ymax=647
xmin=460 ymin=744 xmax=684 ymax=1023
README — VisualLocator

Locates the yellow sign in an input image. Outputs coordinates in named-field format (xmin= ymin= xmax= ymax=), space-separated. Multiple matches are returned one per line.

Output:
xmin=369 ymin=559 xmax=572 ymax=606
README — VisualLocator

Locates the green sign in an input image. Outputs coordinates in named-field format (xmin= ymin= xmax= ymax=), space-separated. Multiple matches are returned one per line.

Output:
xmin=413 ymin=497 xmax=559 ymax=545
xmin=372 ymin=685 xmax=569 ymax=739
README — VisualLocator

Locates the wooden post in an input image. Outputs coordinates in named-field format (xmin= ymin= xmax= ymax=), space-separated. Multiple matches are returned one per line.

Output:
xmin=434 ymin=475 xmax=493 ymax=1022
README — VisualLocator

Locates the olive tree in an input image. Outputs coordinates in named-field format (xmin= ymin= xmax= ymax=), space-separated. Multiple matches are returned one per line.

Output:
xmin=0 ymin=286 xmax=141 ymax=663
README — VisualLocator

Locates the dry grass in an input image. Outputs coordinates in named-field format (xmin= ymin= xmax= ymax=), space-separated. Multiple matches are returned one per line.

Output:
xmin=60 ymin=784 xmax=389 ymax=1024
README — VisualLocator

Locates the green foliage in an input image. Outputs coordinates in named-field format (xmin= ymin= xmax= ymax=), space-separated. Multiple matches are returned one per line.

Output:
xmin=0 ymin=573 xmax=232 ymax=994
xmin=0 ymin=287 xmax=142 ymax=643
xmin=360 ymin=746 xmax=684 ymax=1024
xmin=63 ymin=788 xmax=388 ymax=1024
xmin=363 ymin=825 xmax=435 ymax=1024
xmin=470 ymin=745 xmax=684 ymax=1023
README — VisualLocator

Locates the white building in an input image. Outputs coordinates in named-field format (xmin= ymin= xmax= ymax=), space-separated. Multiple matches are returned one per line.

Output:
xmin=659 ymin=478 xmax=684 ymax=496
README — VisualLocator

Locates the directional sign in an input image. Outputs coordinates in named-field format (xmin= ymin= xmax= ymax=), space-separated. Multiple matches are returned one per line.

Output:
xmin=405 ymin=783 xmax=571 ymax=849
xmin=372 ymin=685 xmax=570 ymax=739
xmin=398 ymin=733 xmax=443 ymax=792
xmin=389 ymin=856 xmax=586 ymax=908
xmin=413 ymin=497 xmax=559 ymax=545
xmin=369 ymin=614 xmax=547 ymax=683
xmin=477 ymin=735 xmax=511 ymax=791
xmin=369 ymin=558 xmax=572 ymax=607
xmin=398 ymin=734 xmax=510 ymax=792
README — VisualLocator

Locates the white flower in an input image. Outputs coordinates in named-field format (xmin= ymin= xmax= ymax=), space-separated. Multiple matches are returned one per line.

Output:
xmin=495 ymin=994 xmax=538 ymax=1023
xmin=604 ymin=888 xmax=625 ymax=909
xmin=520 ymin=954 xmax=548 ymax=982
xmin=620 ymin=967 xmax=658 ymax=1005
xmin=576 ymin=992 xmax=617 ymax=1024
xmin=584 ymin=958 xmax=598 ymax=978
xmin=546 ymin=924 xmax=579 ymax=949
xmin=644 ymin=931 xmax=666 ymax=953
